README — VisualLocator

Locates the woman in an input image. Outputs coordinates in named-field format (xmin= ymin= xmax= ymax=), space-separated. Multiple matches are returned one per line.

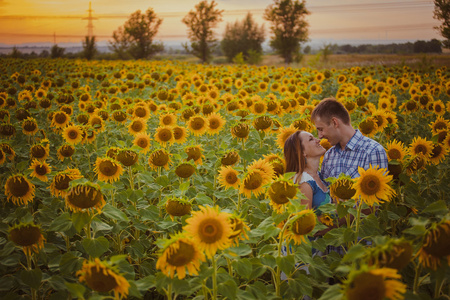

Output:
xmin=284 ymin=130 xmax=330 ymax=210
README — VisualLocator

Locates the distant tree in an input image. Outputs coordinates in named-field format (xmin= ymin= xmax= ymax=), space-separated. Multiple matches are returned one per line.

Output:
xmin=182 ymin=0 xmax=223 ymax=63
xmin=10 ymin=47 xmax=22 ymax=58
xmin=221 ymin=12 xmax=265 ymax=63
xmin=264 ymin=0 xmax=310 ymax=64
xmin=110 ymin=8 xmax=164 ymax=59
xmin=82 ymin=36 xmax=97 ymax=60
xmin=51 ymin=44 xmax=65 ymax=58
xmin=413 ymin=39 xmax=442 ymax=53
xmin=433 ymin=0 xmax=450 ymax=48
xmin=303 ymin=45 xmax=311 ymax=54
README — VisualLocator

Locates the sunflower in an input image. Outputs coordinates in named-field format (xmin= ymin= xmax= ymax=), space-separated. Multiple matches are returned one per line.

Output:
xmin=133 ymin=104 xmax=150 ymax=120
xmin=133 ymin=132 xmax=151 ymax=153
xmin=77 ymin=258 xmax=130 ymax=299
xmin=343 ymin=266 xmax=407 ymax=300
xmin=128 ymin=118 xmax=147 ymax=135
xmin=207 ymin=112 xmax=226 ymax=135
xmin=429 ymin=116 xmax=449 ymax=135
xmin=405 ymin=155 xmax=427 ymax=175
xmin=156 ymin=232 xmax=206 ymax=279
xmin=320 ymin=139 xmax=332 ymax=151
xmin=51 ymin=111 xmax=70 ymax=129
xmin=220 ymin=150 xmax=240 ymax=166
xmin=154 ymin=126 xmax=174 ymax=147
xmin=116 ymin=149 xmax=139 ymax=167
xmin=276 ymin=126 xmax=297 ymax=149
xmin=21 ymin=117 xmax=39 ymax=135
xmin=50 ymin=168 xmax=83 ymax=198
xmin=175 ymin=162 xmax=196 ymax=179
xmin=29 ymin=159 xmax=51 ymax=182
xmin=409 ymin=136 xmax=433 ymax=160
xmin=329 ymin=174 xmax=356 ymax=202
xmin=228 ymin=214 xmax=250 ymax=246
xmin=248 ymin=158 xmax=275 ymax=181
xmin=218 ymin=166 xmax=240 ymax=189
xmin=429 ymin=143 xmax=448 ymax=165
xmin=385 ymin=140 xmax=407 ymax=161
xmin=185 ymin=145 xmax=204 ymax=165
xmin=184 ymin=205 xmax=232 ymax=258
xmin=252 ymin=116 xmax=272 ymax=132
xmin=231 ymin=123 xmax=250 ymax=141
xmin=148 ymin=149 xmax=171 ymax=170
xmin=0 ymin=149 xmax=5 ymax=165
xmin=5 ymin=174 xmax=35 ymax=205
xmin=284 ymin=210 xmax=316 ymax=245
xmin=418 ymin=220 xmax=450 ymax=270
xmin=319 ymin=214 xmax=334 ymax=226
xmin=433 ymin=100 xmax=445 ymax=116
xmin=30 ymin=143 xmax=49 ymax=161
xmin=9 ymin=222 xmax=45 ymax=256
xmin=0 ymin=123 xmax=16 ymax=138
xmin=159 ymin=113 xmax=177 ymax=127
xmin=352 ymin=165 xmax=395 ymax=206
xmin=187 ymin=115 xmax=208 ymax=136
xmin=240 ymin=170 xmax=267 ymax=198
xmin=66 ymin=183 xmax=105 ymax=213
xmin=57 ymin=144 xmax=75 ymax=161
xmin=267 ymin=178 xmax=298 ymax=213
xmin=112 ymin=111 xmax=127 ymax=123
xmin=94 ymin=157 xmax=123 ymax=183
xmin=62 ymin=124 xmax=83 ymax=145
xmin=263 ymin=154 xmax=286 ymax=177
xmin=366 ymin=239 xmax=413 ymax=271
xmin=165 ymin=197 xmax=192 ymax=220
xmin=358 ymin=117 xmax=378 ymax=137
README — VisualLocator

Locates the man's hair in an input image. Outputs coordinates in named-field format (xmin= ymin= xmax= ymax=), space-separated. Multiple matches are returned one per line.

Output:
xmin=311 ymin=98 xmax=350 ymax=125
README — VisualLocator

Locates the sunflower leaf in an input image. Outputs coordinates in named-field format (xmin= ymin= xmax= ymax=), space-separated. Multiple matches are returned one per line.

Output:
xmin=422 ymin=200 xmax=448 ymax=215
xmin=82 ymin=236 xmax=109 ymax=258
xmin=218 ymin=279 xmax=237 ymax=300
xmin=102 ymin=203 xmax=129 ymax=222
xmin=20 ymin=269 xmax=42 ymax=290
xmin=65 ymin=282 xmax=86 ymax=300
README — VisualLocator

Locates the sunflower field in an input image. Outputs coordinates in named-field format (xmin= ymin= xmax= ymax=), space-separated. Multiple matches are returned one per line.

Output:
xmin=0 ymin=58 xmax=449 ymax=300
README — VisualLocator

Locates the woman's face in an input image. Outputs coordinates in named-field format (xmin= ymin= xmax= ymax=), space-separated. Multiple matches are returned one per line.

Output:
xmin=300 ymin=131 xmax=326 ymax=158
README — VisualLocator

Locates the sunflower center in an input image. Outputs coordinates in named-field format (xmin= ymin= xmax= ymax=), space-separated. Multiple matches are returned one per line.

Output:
xmin=54 ymin=113 xmax=67 ymax=124
xmin=67 ymin=185 xmax=102 ymax=209
xmin=87 ymin=266 xmax=118 ymax=292
xmin=360 ymin=175 xmax=380 ymax=196
xmin=191 ymin=118 xmax=205 ymax=130
xmin=9 ymin=225 xmax=41 ymax=246
xmin=35 ymin=164 xmax=49 ymax=176
xmin=199 ymin=219 xmax=223 ymax=243
xmin=31 ymin=145 xmax=46 ymax=158
xmin=99 ymin=161 xmax=119 ymax=176
xmin=167 ymin=241 xmax=196 ymax=266
xmin=8 ymin=176 xmax=30 ymax=197
xmin=173 ymin=128 xmax=183 ymax=139
xmin=23 ymin=122 xmax=37 ymax=132
xmin=138 ymin=138 xmax=148 ymax=148
xmin=209 ymin=119 xmax=219 ymax=129
xmin=291 ymin=213 xmax=315 ymax=235
xmin=225 ymin=173 xmax=238 ymax=184
xmin=68 ymin=129 xmax=78 ymax=139
xmin=346 ymin=272 xmax=386 ymax=300
xmin=131 ymin=121 xmax=143 ymax=132
xmin=158 ymin=129 xmax=173 ymax=142
xmin=388 ymin=149 xmax=401 ymax=160
xmin=60 ymin=145 xmax=75 ymax=157
xmin=244 ymin=172 xmax=263 ymax=190
xmin=151 ymin=151 xmax=169 ymax=167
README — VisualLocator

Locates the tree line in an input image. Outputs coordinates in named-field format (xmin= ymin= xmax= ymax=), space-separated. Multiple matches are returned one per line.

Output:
xmin=3 ymin=0 xmax=450 ymax=64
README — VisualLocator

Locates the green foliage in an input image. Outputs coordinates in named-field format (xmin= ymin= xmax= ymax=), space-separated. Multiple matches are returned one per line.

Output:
xmin=109 ymin=8 xmax=164 ymax=59
xmin=50 ymin=44 xmax=65 ymax=58
xmin=182 ymin=0 xmax=223 ymax=63
xmin=264 ymin=0 xmax=310 ymax=64
xmin=221 ymin=12 xmax=265 ymax=63
xmin=433 ymin=0 xmax=450 ymax=48
xmin=82 ymin=36 xmax=97 ymax=60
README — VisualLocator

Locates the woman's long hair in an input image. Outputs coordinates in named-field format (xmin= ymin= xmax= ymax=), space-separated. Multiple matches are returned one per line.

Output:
xmin=283 ymin=130 xmax=305 ymax=184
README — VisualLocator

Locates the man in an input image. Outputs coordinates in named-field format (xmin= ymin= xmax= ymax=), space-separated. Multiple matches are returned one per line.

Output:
xmin=311 ymin=98 xmax=388 ymax=182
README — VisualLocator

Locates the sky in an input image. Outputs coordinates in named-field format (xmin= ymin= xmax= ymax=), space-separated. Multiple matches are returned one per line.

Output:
xmin=0 ymin=0 xmax=442 ymax=47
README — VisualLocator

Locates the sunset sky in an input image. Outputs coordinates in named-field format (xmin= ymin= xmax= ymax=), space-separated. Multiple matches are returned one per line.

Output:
xmin=0 ymin=0 xmax=441 ymax=46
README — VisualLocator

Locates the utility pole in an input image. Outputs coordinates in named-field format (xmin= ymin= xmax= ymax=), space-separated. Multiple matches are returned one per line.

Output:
xmin=82 ymin=2 xmax=98 ymax=37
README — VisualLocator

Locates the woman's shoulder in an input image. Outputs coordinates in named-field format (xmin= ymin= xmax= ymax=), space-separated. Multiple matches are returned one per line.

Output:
xmin=299 ymin=172 xmax=315 ymax=184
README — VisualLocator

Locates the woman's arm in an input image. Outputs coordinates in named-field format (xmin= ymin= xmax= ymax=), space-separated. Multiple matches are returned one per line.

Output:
xmin=299 ymin=182 xmax=313 ymax=209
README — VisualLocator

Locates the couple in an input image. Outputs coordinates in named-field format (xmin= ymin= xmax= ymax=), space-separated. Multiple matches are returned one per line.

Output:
xmin=284 ymin=98 xmax=388 ymax=219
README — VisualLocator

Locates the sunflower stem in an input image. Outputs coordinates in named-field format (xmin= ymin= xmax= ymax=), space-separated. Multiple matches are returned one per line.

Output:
xmin=226 ymin=257 xmax=233 ymax=276
xmin=354 ymin=200 xmax=362 ymax=244
xmin=275 ymin=219 xmax=291 ymax=297
xmin=211 ymin=254 xmax=218 ymax=300
xmin=166 ymin=282 xmax=172 ymax=300
xmin=413 ymin=263 xmax=422 ymax=294
xmin=128 ymin=165 xmax=134 ymax=190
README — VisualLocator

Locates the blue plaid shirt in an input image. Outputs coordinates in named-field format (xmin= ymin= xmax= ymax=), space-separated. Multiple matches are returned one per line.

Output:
xmin=320 ymin=130 xmax=388 ymax=184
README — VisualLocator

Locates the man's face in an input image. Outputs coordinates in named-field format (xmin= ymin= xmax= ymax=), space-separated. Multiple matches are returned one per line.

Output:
xmin=313 ymin=116 xmax=339 ymax=146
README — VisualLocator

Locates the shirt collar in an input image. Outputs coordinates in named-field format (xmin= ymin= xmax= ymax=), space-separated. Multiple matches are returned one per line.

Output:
xmin=334 ymin=129 xmax=362 ymax=152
